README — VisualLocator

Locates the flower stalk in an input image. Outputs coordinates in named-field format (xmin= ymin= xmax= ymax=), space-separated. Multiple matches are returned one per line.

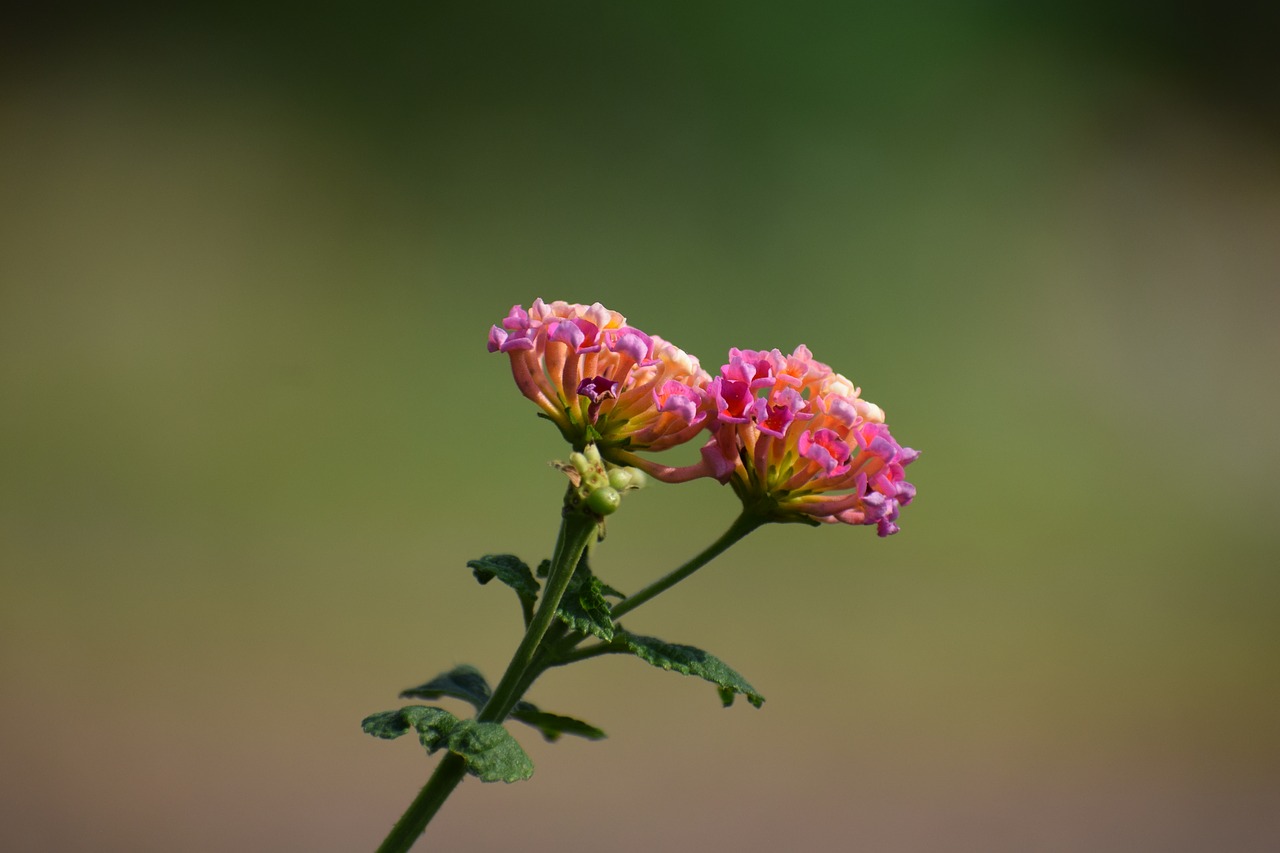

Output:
xmin=610 ymin=509 xmax=769 ymax=620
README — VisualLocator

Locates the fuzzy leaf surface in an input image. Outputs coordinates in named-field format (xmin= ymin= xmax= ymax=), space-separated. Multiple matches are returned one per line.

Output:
xmin=552 ymin=554 xmax=618 ymax=641
xmin=469 ymin=554 xmax=540 ymax=601
xmin=510 ymin=702 xmax=607 ymax=742
xmin=596 ymin=579 xmax=626 ymax=599
xmin=447 ymin=719 xmax=536 ymax=782
xmin=557 ymin=574 xmax=615 ymax=641
xmin=400 ymin=665 xmax=491 ymax=710
xmin=395 ymin=666 xmax=603 ymax=743
xmin=360 ymin=705 xmax=532 ymax=782
xmin=615 ymin=630 xmax=765 ymax=708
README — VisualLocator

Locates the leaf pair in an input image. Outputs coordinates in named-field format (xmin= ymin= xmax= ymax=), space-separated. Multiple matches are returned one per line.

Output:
xmin=401 ymin=665 xmax=605 ymax=743
xmin=363 ymin=665 xmax=607 ymax=784
xmin=471 ymin=551 xmax=622 ymax=642
xmin=468 ymin=554 xmax=540 ymax=626
xmin=360 ymin=706 xmax=533 ymax=783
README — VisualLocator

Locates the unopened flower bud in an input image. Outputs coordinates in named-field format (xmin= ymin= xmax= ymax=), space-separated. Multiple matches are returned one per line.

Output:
xmin=587 ymin=486 xmax=621 ymax=516
xmin=607 ymin=466 xmax=649 ymax=492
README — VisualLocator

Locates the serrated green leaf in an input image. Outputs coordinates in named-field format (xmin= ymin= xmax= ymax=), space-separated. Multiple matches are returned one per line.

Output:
xmin=394 ymin=667 xmax=605 ymax=745
xmin=400 ymin=665 xmax=491 ymax=710
xmin=552 ymin=553 xmax=618 ymax=641
xmin=614 ymin=630 xmax=765 ymax=708
xmin=597 ymin=580 xmax=626 ymax=600
xmin=447 ymin=720 xmax=535 ymax=782
xmin=361 ymin=706 xmax=458 ymax=748
xmin=556 ymin=574 xmax=615 ymax=641
xmin=402 ymin=706 xmax=459 ymax=751
xmin=361 ymin=708 xmax=415 ymax=740
xmin=510 ymin=701 xmax=607 ymax=742
xmin=469 ymin=554 xmax=540 ymax=601
xmin=361 ymin=705 xmax=533 ymax=783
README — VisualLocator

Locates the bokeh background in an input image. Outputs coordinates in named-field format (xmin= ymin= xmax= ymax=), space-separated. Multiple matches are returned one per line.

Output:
xmin=3 ymin=3 xmax=1278 ymax=851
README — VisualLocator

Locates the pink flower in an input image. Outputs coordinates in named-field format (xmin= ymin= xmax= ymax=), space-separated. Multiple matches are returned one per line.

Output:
xmin=489 ymin=300 xmax=712 ymax=461
xmin=698 ymin=346 xmax=919 ymax=535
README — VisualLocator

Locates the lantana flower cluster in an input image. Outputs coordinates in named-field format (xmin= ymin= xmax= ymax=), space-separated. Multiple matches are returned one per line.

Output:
xmin=488 ymin=300 xmax=710 ymax=455
xmin=700 ymin=346 xmax=918 ymax=536
xmin=489 ymin=300 xmax=918 ymax=536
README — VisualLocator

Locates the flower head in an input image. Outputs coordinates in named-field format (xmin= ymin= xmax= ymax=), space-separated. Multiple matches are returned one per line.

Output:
xmin=489 ymin=300 xmax=712 ymax=463
xmin=700 ymin=345 xmax=919 ymax=535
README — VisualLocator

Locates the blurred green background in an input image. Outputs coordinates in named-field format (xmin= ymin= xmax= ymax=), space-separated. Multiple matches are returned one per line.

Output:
xmin=2 ymin=3 xmax=1277 ymax=851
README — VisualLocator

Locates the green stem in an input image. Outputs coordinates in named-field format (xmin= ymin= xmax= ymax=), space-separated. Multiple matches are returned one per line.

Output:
xmin=549 ymin=641 xmax=622 ymax=667
xmin=374 ymin=510 xmax=598 ymax=853
xmin=373 ymin=754 xmax=467 ymax=853
xmin=478 ymin=513 xmax=595 ymax=723
xmin=610 ymin=510 xmax=767 ymax=621
xmin=534 ymin=512 xmax=769 ymax=674
xmin=501 ymin=629 xmax=568 ymax=711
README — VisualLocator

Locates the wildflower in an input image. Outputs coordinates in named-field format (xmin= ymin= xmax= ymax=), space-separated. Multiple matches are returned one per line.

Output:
xmin=488 ymin=300 xmax=712 ymax=466
xmin=699 ymin=346 xmax=919 ymax=535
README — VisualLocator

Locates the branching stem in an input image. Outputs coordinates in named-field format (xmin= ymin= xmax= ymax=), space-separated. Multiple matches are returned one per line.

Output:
xmin=373 ymin=506 xmax=769 ymax=851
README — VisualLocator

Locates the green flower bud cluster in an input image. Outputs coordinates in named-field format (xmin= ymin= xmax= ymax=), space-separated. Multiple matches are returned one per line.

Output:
xmin=566 ymin=444 xmax=647 ymax=518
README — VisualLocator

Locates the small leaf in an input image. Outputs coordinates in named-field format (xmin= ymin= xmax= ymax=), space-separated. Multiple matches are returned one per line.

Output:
xmin=553 ymin=554 xmax=617 ymax=641
xmin=361 ymin=705 xmax=533 ymax=783
xmin=615 ymin=630 xmax=765 ymax=708
xmin=361 ymin=706 xmax=457 ymax=749
xmin=400 ymin=665 xmax=491 ymax=710
xmin=511 ymin=701 xmax=607 ymax=742
xmin=396 ymin=668 xmax=606 ymax=743
xmin=597 ymin=580 xmax=626 ymax=600
xmin=469 ymin=554 xmax=540 ymax=601
xmin=361 ymin=708 xmax=415 ymax=740
xmin=402 ymin=706 xmax=459 ymax=751
xmin=536 ymin=558 xmax=551 ymax=579
xmin=556 ymin=574 xmax=615 ymax=641
xmin=448 ymin=720 xmax=536 ymax=782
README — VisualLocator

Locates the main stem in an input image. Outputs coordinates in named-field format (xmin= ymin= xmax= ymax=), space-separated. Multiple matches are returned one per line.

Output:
xmin=374 ymin=510 xmax=598 ymax=853
xmin=478 ymin=513 xmax=594 ymax=724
